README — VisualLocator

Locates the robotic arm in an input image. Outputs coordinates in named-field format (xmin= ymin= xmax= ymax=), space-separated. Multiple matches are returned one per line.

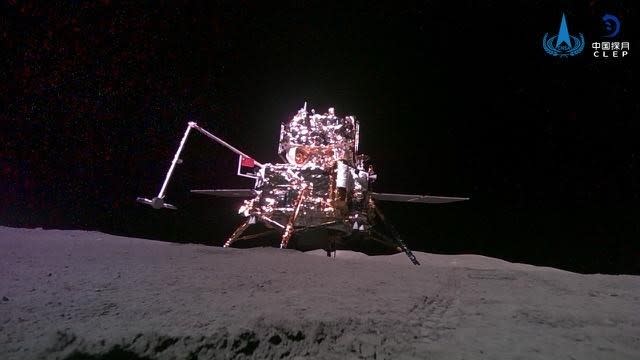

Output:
xmin=136 ymin=122 xmax=263 ymax=210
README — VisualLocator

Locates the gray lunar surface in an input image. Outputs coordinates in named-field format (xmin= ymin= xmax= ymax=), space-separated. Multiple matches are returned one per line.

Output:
xmin=1 ymin=226 xmax=639 ymax=359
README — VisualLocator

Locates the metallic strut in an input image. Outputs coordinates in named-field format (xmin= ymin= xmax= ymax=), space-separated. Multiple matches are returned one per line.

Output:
xmin=372 ymin=203 xmax=421 ymax=266
xmin=260 ymin=215 xmax=286 ymax=229
xmin=280 ymin=184 xmax=311 ymax=249
xmin=224 ymin=219 xmax=252 ymax=248
xmin=368 ymin=229 xmax=403 ymax=251
xmin=236 ymin=230 xmax=280 ymax=241
xmin=158 ymin=123 xmax=194 ymax=199
xmin=189 ymin=122 xmax=264 ymax=168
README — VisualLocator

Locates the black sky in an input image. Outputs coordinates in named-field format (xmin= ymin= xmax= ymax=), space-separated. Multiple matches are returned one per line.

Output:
xmin=2 ymin=0 xmax=638 ymax=274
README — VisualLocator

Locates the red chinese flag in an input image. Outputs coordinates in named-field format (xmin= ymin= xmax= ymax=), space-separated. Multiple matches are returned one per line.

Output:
xmin=240 ymin=155 xmax=255 ymax=167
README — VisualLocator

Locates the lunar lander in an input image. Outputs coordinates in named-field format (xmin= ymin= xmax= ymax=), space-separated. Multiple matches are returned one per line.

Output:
xmin=137 ymin=104 xmax=468 ymax=265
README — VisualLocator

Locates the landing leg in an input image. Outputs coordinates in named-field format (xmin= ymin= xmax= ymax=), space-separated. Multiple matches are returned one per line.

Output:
xmin=326 ymin=236 xmax=337 ymax=257
xmin=224 ymin=219 xmax=251 ymax=248
xmin=280 ymin=224 xmax=296 ymax=249
xmin=280 ymin=185 xmax=310 ymax=249
xmin=372 ymin=204 xmax=421 ymax=266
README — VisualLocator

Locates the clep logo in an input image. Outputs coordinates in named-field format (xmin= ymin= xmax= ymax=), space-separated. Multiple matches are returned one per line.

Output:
xmin=543 ymin=13 xmax=585 ymax=57
xmin=592 ymin=14 xmax=630 ymax=59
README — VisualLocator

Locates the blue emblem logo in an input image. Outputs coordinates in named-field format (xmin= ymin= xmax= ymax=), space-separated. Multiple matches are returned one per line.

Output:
xmin=602 ymin=14 xmax=621 ymax=38
xmin=592 ymin=13 xmax=629 ymax=59
xmin=543 ymin=13 xmax=585 ymax=57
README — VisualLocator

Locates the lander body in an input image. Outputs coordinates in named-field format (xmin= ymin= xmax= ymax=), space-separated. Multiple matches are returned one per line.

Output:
xmin=137 ymin=104 xmax=468 ymax=265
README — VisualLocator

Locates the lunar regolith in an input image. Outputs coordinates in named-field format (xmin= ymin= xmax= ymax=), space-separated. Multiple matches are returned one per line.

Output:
xmin=1 ymin=226 xmax=638 ymax=359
